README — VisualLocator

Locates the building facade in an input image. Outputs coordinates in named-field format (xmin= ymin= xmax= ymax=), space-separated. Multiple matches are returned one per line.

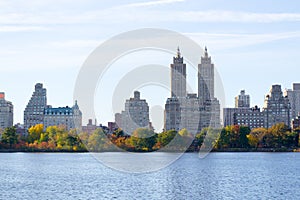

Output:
xmin=235 ymin=90 xmax=250 ymax=108
xmin=263 ymin=85 xmax=290 ymax=128
xmin=115 ymin=91 xmax=150 ymax=134
xmin=164 ymin=47 xmax=221 ymax=134
xmin=24 ymin=83 xmax=47 ymax=131
xmin=284 ymin=83 xmax=300 ymax=120
xmin=223 ymin=89 xmax=264 ymax=129
xmin=164 ymin=97 xmax=181 ymax=131
xmin=43 ymin=101 xmax=82 ymax=131
xmin=223 ymin=108 xmax=242 ymax=127
xmin=0 ymin=92 xmax=13 ymax=129
xmin=234 ymin=106 xmax=264 ymax=129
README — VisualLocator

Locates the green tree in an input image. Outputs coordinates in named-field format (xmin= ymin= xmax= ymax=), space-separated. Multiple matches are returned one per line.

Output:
xmin=239 ymin=126 xmax=251 ymax=148
xmin=196 ymin=127 xmax=221 ymax=151
xmin=129 ymin=128 xmax=157 ymax=151
xmin=156 ymin=130 xmax=177 ymax=147
xmin=1 ymin=127 xmax=18 ymax=148
xmin=113 ymin=128 xmax=125 ymax=138
xmin=217 ymin=125 xmax=250 ymax=149
xmin=87 ymin=128 xmax=106 ymax=151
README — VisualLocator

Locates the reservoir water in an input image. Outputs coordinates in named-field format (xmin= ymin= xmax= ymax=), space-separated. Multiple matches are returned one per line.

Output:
xmin=0 ymin=152 xmax=299 ymax=200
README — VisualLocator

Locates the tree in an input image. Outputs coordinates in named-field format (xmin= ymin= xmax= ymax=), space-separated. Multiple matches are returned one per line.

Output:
xmin=248 ymin=127 xmax=267 ymax=148
xmin=1 ymin=127 xmax=18 ymax=148
xmin=87 ymin=128 xmax=106 ymax=151
xmin=178 ymin=128 xmax=189 ymax=137
xmin=27 ymin=124 xmax=44 ymax=143
xmin=255 ymin=123 xmax=300 ymax=149
xmin=239 ymin=126 xmax=251 ymax=148
xmin=196 ymin=127 xmax=221 ymax=151
xmin=156 ymin=130 xmax=177 ymax=147
xmin=129 ymin=128 xmax=157 ymax=151
xmin=113 ymin=128 xmax=125 ymax=138
xmin=217 ymin=125 xmax=250 ymax=149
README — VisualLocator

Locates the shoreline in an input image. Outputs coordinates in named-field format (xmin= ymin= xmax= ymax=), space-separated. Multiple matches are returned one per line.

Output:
xmin=1 ymin=148 xmax=299 ymax=153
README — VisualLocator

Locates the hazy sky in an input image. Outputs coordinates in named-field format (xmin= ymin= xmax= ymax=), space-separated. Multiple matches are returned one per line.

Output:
xmin=0 ymin=0 xmax=300 ymax=127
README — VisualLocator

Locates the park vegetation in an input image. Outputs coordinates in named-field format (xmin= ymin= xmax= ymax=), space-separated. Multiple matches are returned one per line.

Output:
xmin=0 ymin=123 xmax=299 ymax=152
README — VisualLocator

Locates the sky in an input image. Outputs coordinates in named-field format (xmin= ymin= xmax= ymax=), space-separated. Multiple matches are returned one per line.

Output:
xmin=0 ymin=0 xmax=300 ymax=128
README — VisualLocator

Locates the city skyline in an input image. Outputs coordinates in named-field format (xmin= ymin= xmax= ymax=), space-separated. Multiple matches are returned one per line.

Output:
xmin=1 ymin=77 xmax=299 ymax=126
xmin=0 ymin=0 xmax=300 ymax=124
xmin=2 ymin=78 xmax=299 ymax=129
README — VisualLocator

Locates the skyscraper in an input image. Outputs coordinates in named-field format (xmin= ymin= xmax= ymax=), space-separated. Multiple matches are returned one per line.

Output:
xmin=284 ymin=83 xmax=300 ymax=120
xmin=198 ymin=47 xmax=214 ymax=102
xmin=235 ymin=90 xmax=250 ymax=108
xmin=263 ymin=85 xmax=290 ymax=128
xmin=24 ymin=83 xmax=47 ymax=131
xmin=116 ymin=91 xmax=150 ymax=134
xmin=0 ymin=92 xmax=13 ymax=129
xmin=171 ymin=47 xmax=186 ymax=98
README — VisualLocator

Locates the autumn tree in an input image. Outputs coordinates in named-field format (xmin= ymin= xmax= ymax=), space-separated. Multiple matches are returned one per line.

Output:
xmin=247 ymin=127 xmax=267 ymax=148
xmin=27 ymin=124 xmax=44 ymax=143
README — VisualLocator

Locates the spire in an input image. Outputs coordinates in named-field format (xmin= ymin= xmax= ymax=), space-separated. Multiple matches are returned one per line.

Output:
xmin=204 ymin=46 xmax=208 ymax=57
xmin=73 ymin=100 xmax=79 ymax=109
xmin=176 ymin=46 xmax=181 ymax=58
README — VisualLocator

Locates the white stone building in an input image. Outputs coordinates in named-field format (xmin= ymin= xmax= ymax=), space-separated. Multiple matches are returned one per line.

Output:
xmin=43 ymin=101 xmax=82 ymax=131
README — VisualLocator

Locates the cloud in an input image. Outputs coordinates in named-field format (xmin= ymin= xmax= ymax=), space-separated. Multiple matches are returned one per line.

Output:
xmin=122 ymin=0 xmax=185 ymax=8
xmin=178 ymin=11 xmax=300 ymax=23
xmin=1 ymin=7 xmax=300 ymax=25
xmin=186 ymin=31 xmax=300 ymax=50
xmin=0 ymin=25 xmax=49 ymax=32
xmin=49 ymin=40 xmax=103 ymax=48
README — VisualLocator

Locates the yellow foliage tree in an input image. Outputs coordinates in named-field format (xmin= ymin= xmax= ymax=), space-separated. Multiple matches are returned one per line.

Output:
xmin=28 ymin=124 xmax=44 ymax=143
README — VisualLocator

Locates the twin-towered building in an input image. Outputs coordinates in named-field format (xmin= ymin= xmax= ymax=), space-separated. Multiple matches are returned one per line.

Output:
xmin=24 ymin=83 xmax=82 ymax=131
xmin=164 ymin=47 xmax=221 ymax=134
xmin=114 ymin=47 xmax=220 ymax=134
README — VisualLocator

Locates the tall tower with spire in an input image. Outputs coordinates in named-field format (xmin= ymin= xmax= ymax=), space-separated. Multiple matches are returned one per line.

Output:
xmin=198 ymin=47 xmax=214 ymax=102
xmin=171 ymin=47 xmax=186 ymax=98
xmin=164 ymin=47 xmax=221 ymax=133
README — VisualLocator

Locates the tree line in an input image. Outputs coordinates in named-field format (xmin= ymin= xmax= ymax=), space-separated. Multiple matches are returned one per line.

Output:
xmin=0 ymin=123 xmax=299 ymax=152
